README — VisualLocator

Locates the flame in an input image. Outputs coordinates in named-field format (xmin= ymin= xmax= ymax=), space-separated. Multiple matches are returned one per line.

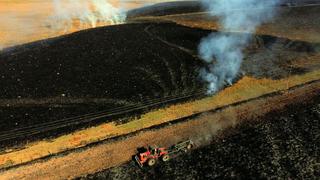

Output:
xmin=0 ymin=0 xmax=145 ymax=49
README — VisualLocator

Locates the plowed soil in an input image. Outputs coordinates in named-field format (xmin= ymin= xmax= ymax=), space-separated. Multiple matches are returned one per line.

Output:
xmin=0 ymin=79 xmax=319 ymax=180
xmin=86 ymin=93 xmax=320 ymax=179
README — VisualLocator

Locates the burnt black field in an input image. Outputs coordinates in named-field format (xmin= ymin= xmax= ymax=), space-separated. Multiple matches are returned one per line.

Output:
xmin=0 ymin=22 xmax=207 ymax=146
xmin=0 ymin=21 xmax=318 ymax=147
xmin=127 ymin=1 xmax=202 ymax=18
xmin=84 ymin=94 xmax=320 ymax=179
xmin=0 ymin=20 xmax=318 ymax=146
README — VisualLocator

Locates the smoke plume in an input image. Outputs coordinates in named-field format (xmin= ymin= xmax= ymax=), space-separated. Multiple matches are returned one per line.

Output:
xmin=199 ymin=0 xmax=280 ymax=94
xmin=48 ymin=0 xmax=126 ymax=32
xmin=0 ymin=0 xmax=127 ymax=49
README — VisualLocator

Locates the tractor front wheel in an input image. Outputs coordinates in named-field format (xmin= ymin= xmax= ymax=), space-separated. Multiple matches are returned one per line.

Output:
xmin=162 ymin=154 xmax=170 ymax=162
xmin=147 ymin=158 xmax=156 ymax=166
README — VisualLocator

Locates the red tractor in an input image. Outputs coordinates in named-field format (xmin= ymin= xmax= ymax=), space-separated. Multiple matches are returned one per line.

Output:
xmin=135 ymin=140 xmax=194 ymax=167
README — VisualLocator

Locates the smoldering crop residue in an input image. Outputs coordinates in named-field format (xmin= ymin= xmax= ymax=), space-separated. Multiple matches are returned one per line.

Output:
xmin=48 ymin=0 xmax=127 ymax=32
xmin=199 ymin=0 xmax=281 ymax=94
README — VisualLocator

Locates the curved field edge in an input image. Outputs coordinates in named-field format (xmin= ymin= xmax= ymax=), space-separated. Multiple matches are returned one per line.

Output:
xmin=0 ymin=70 xmax=319 ymax=169
xmin=129 ymin=5 xmax=320 ymax=44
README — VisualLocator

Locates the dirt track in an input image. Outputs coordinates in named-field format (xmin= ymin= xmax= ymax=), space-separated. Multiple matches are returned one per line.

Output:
xmin=87 ymin=91 xmax=320 ymax=179
xmin=0 ymin=80 xmax=319 ymax=180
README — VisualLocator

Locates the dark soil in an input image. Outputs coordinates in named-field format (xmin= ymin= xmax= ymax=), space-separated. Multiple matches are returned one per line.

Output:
xmin=0 ymin=21 xmax=211 ymax=148
xmin=84 ymin=95 xmax=320 ymax=179
xmin=0 ymin=23 xmax=205 ymax=100
xmin=146 ymin=23 xmax=319 ymax=79
xmin=0 ymin=21 xmax=318 ymax=147
xmin=0 ymin=22 xmax=209 ymax=147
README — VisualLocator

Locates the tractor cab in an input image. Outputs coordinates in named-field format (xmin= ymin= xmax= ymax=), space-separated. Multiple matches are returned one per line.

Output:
xmin=134 ymin=140 xmax=193 ymax=168
xmin=148 ymin=145 xmax=159 ymax=155
xmin=135 ymin=145 xmax=169 ymax=167
xmin=137 ymin=145 xmax=161 ymax=159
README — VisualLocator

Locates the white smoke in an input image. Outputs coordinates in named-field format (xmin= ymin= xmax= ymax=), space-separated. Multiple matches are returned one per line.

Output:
xmin=0 ymin=0 xmax=128 ymax=49
xmin=199 ymin=0 xmax=281 ymax=94
xmin=48 ymin=0 xmax=127 ymax=32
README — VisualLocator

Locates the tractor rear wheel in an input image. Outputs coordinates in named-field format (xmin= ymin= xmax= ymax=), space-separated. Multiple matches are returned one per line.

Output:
xmin=162 ymin=154 xmax=170 ymax=162
xmin=187 ymin=144 xmax=193 ymax=150
xmin=184 ymin=144 xmax=193 ymax=152
xmin=147 ymin=158 xmax=156 ymax=166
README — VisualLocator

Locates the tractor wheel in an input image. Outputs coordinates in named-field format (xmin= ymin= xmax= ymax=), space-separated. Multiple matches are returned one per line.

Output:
xmin=162 ymin=154 xmax=170 ymax=162
xmin=187 ymin=144 xmax=193 ymax=150
xmin=184 ymin=144 xmax=193 ymax=152
xmin=147 ymin=158 xmax=156 ymax=166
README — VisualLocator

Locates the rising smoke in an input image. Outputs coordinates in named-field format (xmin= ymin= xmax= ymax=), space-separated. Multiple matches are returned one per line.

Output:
xmin=0 ymin=0 xmax=127 ymax=49
xmin=199 ymin=0 xmax=281 ymax=94
xmin=49 ymin=0 xmax=127 ymax=32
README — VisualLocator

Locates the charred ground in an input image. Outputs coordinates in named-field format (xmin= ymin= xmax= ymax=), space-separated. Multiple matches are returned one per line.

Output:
xmin=0 ymin=23 xmax=206 ymax=146
xmin=84 ymin=94 xmax=320 ymax=179
xmin=0 ymin=20 xmax=319 ymax=147
xmin=126 ymin=1 xmax=202 ymax=18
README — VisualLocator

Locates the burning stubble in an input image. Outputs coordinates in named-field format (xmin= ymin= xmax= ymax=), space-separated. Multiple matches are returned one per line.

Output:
xmin=199 ymin=0 xmax=281 ymax=94
xmin=48 ymin=0 xmax=127 ymax=32
xmin=0 ymin=0 xmax=132 ymax=49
